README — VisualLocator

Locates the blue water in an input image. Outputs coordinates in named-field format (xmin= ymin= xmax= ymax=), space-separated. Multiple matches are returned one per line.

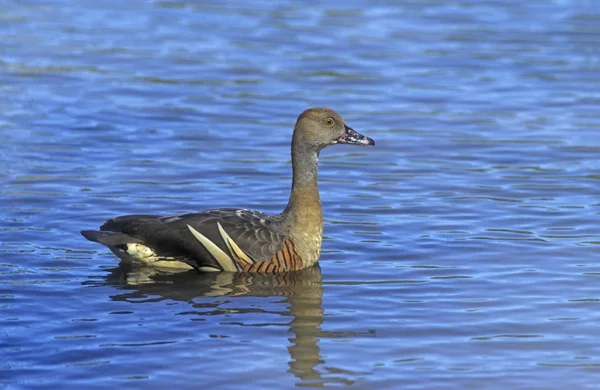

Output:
xmin=2 ymin=0 xmax=600 ymax=388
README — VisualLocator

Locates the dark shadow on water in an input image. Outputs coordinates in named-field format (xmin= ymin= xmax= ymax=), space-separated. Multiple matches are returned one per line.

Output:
xmin=85 ymin=264 xmax=372 ymax=386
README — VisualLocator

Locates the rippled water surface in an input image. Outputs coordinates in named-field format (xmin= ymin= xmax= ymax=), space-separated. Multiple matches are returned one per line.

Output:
xmin=2 ymin=0 xmax=600 ymax=388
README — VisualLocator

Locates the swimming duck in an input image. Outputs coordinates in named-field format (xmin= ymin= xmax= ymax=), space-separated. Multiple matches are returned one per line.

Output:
xmin=81 ymin=108 xmax=374 ymax=273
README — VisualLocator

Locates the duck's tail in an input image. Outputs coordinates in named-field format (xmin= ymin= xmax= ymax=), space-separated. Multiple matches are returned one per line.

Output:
xmin=81 ymin=230 xmax=143 ymax=247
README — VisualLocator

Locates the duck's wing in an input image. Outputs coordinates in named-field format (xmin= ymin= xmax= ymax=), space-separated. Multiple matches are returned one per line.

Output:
xmin=82 ymin=209 xmax=302 ymax=272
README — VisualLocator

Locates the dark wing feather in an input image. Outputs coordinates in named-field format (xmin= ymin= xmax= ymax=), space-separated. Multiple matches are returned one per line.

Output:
xmin=173 ymin=209 xmax=288 ymax=260
xmin=95 ymin=209 xmax=290 ymax=270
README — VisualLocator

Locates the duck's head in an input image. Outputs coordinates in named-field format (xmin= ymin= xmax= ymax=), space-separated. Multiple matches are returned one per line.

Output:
xmin=293 ymin=107 xmax=375 ymax=151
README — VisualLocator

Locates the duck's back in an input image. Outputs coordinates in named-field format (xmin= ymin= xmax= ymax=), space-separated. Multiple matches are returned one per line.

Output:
xmin=81 ymin=209 xmax=303 ymax=273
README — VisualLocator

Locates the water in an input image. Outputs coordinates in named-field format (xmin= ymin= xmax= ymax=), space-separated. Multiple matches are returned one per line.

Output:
xmin=2 ymin=0 xmax=600 ymax=388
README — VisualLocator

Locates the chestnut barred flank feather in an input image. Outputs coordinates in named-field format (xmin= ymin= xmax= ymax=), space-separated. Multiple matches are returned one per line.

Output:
xmin=81 ymin=108 xmax=374 ymax=273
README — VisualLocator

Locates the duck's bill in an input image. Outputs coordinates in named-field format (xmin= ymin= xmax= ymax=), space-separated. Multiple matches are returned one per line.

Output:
xmin=337 ymin=125 xmax=375 ymax=146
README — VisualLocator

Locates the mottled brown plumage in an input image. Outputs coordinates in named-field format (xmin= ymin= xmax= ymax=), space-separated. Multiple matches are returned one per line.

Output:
xmin=81 ymin=108 xmax=374 ymax=273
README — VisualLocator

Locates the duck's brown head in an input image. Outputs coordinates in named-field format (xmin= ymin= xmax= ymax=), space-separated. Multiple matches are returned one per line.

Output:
xmin=293 ymin=107 xmax=375 ymax=151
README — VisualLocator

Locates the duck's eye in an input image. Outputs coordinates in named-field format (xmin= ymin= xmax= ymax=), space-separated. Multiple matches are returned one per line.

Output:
xmin=325 ymin=118 xmax=335 ymax=127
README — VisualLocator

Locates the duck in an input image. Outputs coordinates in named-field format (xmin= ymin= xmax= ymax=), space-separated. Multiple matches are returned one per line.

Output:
xmin=81 ymin=107 xmax=375 ymax=273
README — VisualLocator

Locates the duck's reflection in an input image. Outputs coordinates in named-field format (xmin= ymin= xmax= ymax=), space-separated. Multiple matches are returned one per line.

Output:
xmin=100 ymin=264 xmax=326 ymax=385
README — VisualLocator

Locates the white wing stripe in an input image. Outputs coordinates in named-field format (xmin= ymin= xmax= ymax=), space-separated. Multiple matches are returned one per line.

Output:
xmin=217 ymin=222 xmax=254 ymax=266
xmin=187 ymin=224 xmax=238 ymax=272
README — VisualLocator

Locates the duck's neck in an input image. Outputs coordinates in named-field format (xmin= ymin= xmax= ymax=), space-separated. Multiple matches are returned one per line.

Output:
xmin=282 ymin=144 xmax=323 ymax=265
